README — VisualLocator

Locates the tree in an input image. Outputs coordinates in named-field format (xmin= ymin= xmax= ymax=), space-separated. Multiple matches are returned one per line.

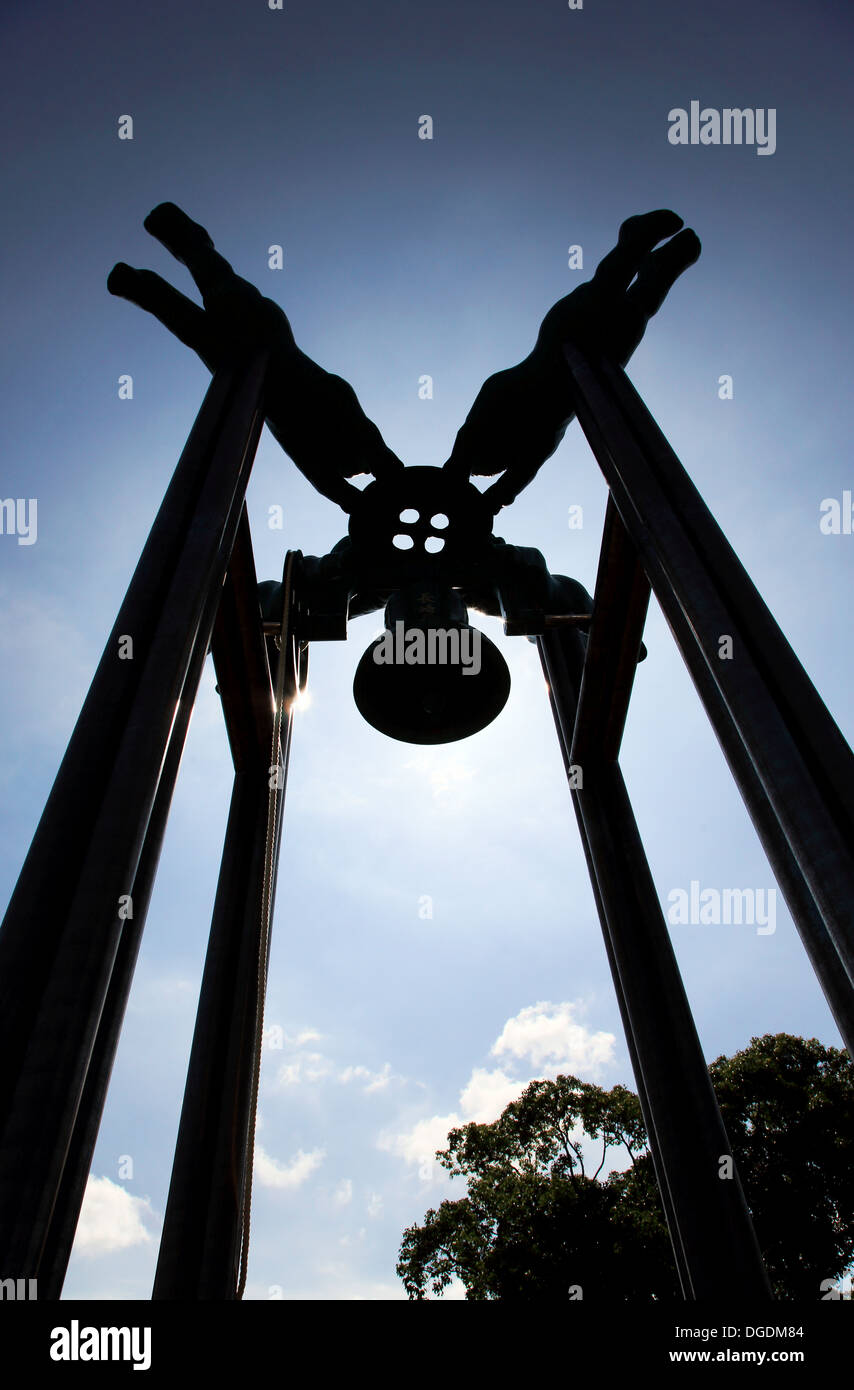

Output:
xmin=396 ymin=1074 xmax=677 ymax=1300
xmin=396 ymin=1034 xmax=854 ymax=1300
xmin=709 ymin=1034 xmax=854 ymax=1299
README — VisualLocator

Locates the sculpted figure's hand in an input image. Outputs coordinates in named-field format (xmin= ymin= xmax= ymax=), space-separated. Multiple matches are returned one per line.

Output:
xmin=108 ymin=203 xmax=404 ymax=511
xmin=442 ymin=210 xmax=701 ymax=510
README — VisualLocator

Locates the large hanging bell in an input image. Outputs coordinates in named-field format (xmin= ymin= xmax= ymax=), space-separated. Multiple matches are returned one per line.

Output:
xmin=353 ymin=582 xmax=510 ymax=744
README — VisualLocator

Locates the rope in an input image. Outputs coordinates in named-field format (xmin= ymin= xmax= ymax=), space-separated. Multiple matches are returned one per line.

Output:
xmin=236 ymin=551 xmax=298 ymax=1299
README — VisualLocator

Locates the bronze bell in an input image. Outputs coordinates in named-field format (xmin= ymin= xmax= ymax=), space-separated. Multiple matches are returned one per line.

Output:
xmin=353 ymin=582 xmax=511 ymax=744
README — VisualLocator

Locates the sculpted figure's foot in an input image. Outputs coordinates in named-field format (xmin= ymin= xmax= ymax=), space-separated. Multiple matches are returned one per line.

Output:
xmin=106 ymin=262 xmax=140 ymax=298
xmin=143 ymin=202 xmax=215 ymax=263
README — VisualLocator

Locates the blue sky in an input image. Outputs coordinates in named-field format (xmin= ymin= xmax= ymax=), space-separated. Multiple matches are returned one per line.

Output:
xmin=1 ymin=0 xmax=852 ymax=1299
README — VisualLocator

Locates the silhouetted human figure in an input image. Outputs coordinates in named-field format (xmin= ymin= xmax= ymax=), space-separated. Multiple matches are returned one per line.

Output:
xmin=443 ymin=210 xmax=700 ymax=508
xmin=109 ymin=203 xmax=405 ymax=511
xmin=108 ymin=205 xmax=699 ymax=513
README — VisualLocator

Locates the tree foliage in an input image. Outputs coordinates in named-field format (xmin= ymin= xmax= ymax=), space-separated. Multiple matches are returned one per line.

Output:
xmin=709 ymin=1033 xmax=854 ymax=1298
xmin=396 ymin=1074 xmax=676 ymax=1300
xmin=396 ymin=1035 xmax=854 ymax=1300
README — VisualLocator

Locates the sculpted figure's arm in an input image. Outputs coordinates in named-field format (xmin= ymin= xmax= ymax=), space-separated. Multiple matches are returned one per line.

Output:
xmin=108 ymin=203 xmax=404 ymax=512
xmin=442 ymin=210 xmax=701 ymax=510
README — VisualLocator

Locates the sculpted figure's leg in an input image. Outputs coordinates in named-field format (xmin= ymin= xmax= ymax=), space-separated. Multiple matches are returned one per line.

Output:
xmin=444 ymin=210 xmax=700 ymax=512
xmin=263 ymin=355 xmax=405 ymax=510
xmin=142 ymin=203 xmax=220 ymax=289
xmin=142 ymin=202 xmax=299 ymax=354
xmin=106 ymin=264 xmax=219 ymax=369
xmin=108 ymin=204 xmax=404 ymax=512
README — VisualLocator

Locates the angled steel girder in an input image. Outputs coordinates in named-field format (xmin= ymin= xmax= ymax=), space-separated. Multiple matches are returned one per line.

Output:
xmin=0 ymin=354 xmax=271 ymax=1292
xmin=561 ymin=343 xmax=854 ymax=1055
xmin=152 ymin=533 xmax=304 ymax=1300
xmin=537 ymin=339 xmax=854 ymax=1296
xmin=539 ymin=501 xmax=769 ymax=1298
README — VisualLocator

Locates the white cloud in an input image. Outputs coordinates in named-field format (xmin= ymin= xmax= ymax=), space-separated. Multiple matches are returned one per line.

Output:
xmin=458 ymin=1067 xmax=522 ymax=1122
xmin=274 ymin=1051 xmax=334 ymax=1087
xmin=378 ymin=1111 xmax=461 ymax=1167
xmin=254 ymin=1145 xmax=325 ymax=1190
xmin=338 ymin=1062 xmax=395 ymax=1093
xmin=334 ymin=1179 xmax=353 ymax=1206
xmin=380 ymin=1000 xmax=618 ymax=1173
xmin=338 ymin=1228 xmax=366 ymax=1247
xmin=364 ymin=1066 xmax=394 ymax=1093
xmin=490 ymin=1001 xmax=616 ymax=1077
xmin=275 ymin=1048 xmax=398 ymax=1093
xmin=73 ymin=1176 xmax=157 ymax=1257
xmin=366 ymin=1192 xmax=383 ymax=1219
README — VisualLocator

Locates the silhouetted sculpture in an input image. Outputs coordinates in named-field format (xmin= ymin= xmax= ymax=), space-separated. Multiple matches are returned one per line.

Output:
xmin=108 ymin=204 xmax=404 ymax=511
xmin=443 ymin=210 xmax=700 ymax=509
xmin=108 ymin=205 xmax=699 ymax=513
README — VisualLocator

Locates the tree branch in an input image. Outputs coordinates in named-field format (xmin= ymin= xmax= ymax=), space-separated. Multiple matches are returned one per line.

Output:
xmin=592 ymin=1135 xmax=608 ymax=1181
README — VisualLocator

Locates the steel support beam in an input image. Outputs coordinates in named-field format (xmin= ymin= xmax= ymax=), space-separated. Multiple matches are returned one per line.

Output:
xmin=152 ymin=545 xmax=300 ymax=1300
xmin=37 ymin=617 xmax=210 ymax=1299
xmin=0 ymin=353 xmax=269 ymax=1282
xmin=538 ymin=624 xmax=688 ymax=1297
xmin=540 ymin=597 xmax=770 ymax=1296
xmin=562 ymin=342 xmax=854 ymax=1056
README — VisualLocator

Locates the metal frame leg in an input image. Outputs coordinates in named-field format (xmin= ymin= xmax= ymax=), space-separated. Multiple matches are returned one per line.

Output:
xmin=562 ymin=343 xmax=854 ymax=1054
xmin=152 ymin=543 xmax=301 ymax=1300
xmin=0 ymin=354 xmax=269 ymax=1283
